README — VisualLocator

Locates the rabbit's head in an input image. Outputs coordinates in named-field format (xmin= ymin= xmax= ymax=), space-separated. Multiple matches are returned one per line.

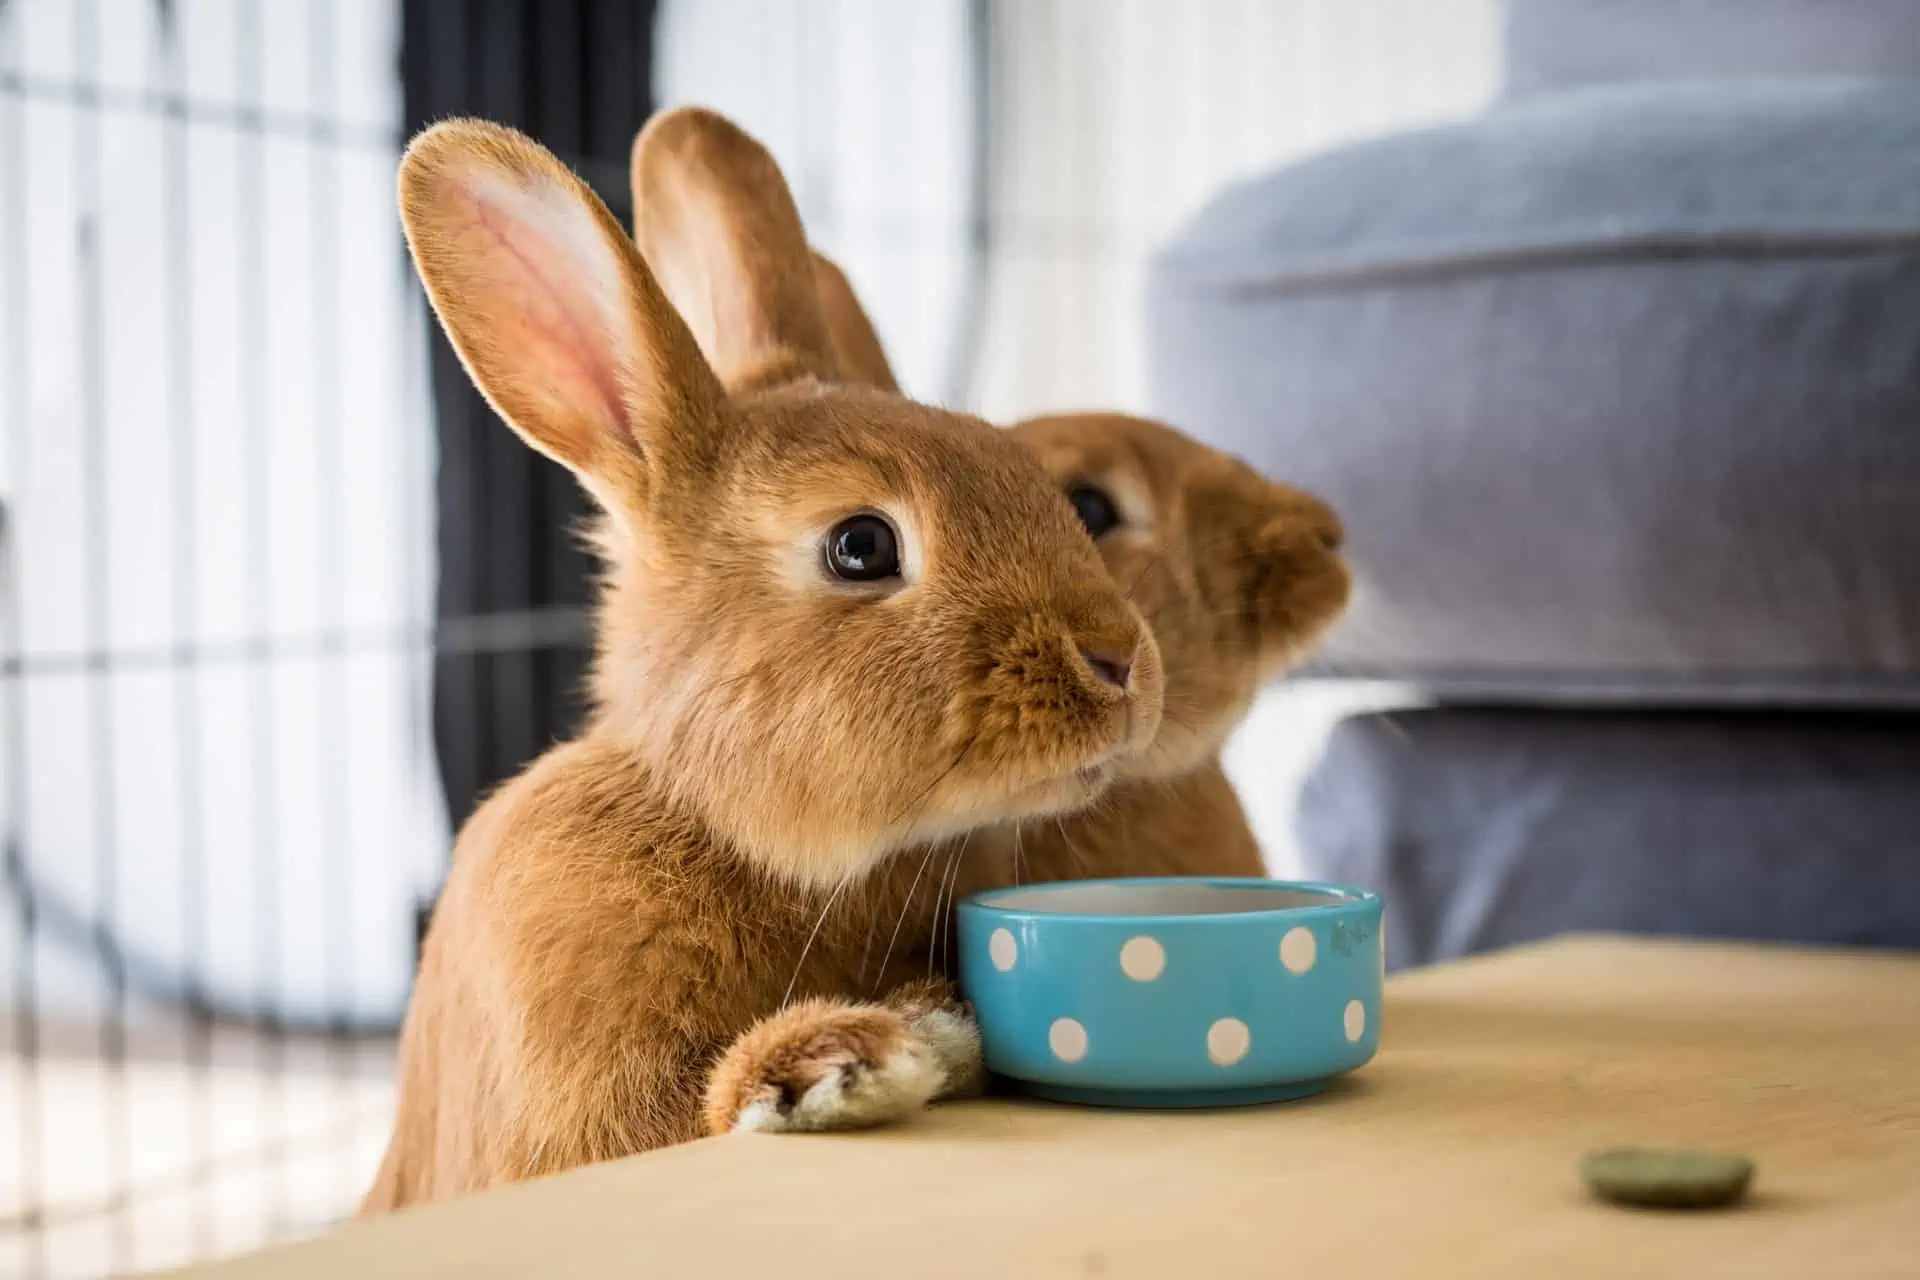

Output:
xmin=1011 ymin=413 xmax=1348 ymax=778
xmin=398 ymin=112 xmax=1160 ymax=888
xmin=804 ymin=248 xmax=1350 ymax=781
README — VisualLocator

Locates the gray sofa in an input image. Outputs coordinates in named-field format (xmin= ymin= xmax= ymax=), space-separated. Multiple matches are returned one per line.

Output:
xmin=1149 ymin=0 xmax=1920 ymax=965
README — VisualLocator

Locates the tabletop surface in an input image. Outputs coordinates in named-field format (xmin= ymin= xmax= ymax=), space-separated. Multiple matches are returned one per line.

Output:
xmin=165 ymin=934 xmax=1920 ymax=1279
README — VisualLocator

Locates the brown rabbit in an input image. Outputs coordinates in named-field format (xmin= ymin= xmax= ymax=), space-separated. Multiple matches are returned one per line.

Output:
xmin=362 ymin=109 xmax=1167 ymax=1212
xmin=701 ymin=252 xmax=1349 ymax=1135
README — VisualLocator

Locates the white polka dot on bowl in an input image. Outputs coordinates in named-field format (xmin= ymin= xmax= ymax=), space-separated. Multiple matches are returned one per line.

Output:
xmin=1279 ymin=926 xmax=1317 ymax=975
xmin=1207 ymin=1017 xmax=1250 ymax=1066
xmin=1118 ymin=935 xmax=1165 ymax=982
xmin=1049 ymin=1017 xmax=1088 ymax=1063
xmin=1344 ymin=999 xmax=1366 ymax=1042
xmin=989 ymin=928 xmax=1017 ymax=972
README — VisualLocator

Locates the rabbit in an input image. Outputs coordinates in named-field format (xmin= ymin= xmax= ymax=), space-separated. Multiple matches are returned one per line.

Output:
xmin=701 ymin=250 xmax=1349 ymax=1135
xmin=361 ymin=107 xmax=1168 ymax=1213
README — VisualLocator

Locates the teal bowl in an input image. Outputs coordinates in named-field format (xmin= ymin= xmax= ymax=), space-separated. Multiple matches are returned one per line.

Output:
xmin=956 ymin=877 xmax=1383 ymax=1108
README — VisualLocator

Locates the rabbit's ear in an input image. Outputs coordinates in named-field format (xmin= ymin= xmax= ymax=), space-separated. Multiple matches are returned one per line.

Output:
xmin=398 ymin=119 xmax=720 ymax=486
xmin=810 ymin=251 xmax=900 ymax=394
xmin=629 ymin=107 xmax=837 ymax=392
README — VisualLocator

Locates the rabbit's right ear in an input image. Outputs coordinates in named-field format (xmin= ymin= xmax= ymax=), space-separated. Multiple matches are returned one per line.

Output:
xmin=630 ymin=107 xmax=838 ymax=391
xmin=398 ymin=119 xmax=720 ymax=489
xmin=810 ymin=251 xmax=901 ymax=394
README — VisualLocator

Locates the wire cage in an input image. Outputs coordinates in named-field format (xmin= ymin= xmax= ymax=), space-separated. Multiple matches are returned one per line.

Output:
xmin=1 ymin=1 xmax=1495 ymax=1273
xmin=3 ymin=2 xmax=431 ymax=1274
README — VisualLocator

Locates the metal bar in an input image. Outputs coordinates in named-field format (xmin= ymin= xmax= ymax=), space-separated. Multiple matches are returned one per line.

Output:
xmin=232 ymin=0 xmax=288 ymax=1240
xmin=586 ymin=0 xmax=638 ymax=169
xmin=478 ymin=0 xmax=536 ymax=799
xmin=0 ymin=69 xmax=394 ymax=150
xmin=158 ymin=1 xmax=214 ymax=1257
xmin=458 ymin=0 xmax=495 ymax=831
xmin=411 ymin=0 xmax=487 ymax=834
xmin=2 ymin=2 xmax=46 ymax=1267
xmin=536 ymin=0 xmax=590 ymax=764
xmin=0 ymin=608 xmax=595 ymax=679
xmin=307 ymin=0 xmax=361 ymax=1203
xmin=72 ymin=0 xmax=135 ymax=1267
xmin=395 ymin=213 xmax=437 ymax=974
xmin=943 ymin=0 xmax=998 ymax=411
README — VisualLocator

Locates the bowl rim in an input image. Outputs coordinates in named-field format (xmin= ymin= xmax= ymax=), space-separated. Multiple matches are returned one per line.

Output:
xmin=955 ymin=875 xmax=1381 ymax=925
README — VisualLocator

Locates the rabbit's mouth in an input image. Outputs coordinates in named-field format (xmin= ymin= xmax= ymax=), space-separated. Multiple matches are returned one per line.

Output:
xmin=894 ymin=763 xmax=1113 ymax=859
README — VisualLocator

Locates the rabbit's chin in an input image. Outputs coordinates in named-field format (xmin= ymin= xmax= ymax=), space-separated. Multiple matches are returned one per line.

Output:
xmin=960 ymin=763 xmax=1119 ymax=831
xmin=813 ymin=739 xmax=1143 ymax=884
xmin=1121 ymin=728 xmax=1228 ymax=784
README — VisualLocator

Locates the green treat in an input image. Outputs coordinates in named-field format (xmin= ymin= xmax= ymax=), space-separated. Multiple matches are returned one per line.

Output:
xmin=1580 ymin=1148 xmax=1756 ymax=1210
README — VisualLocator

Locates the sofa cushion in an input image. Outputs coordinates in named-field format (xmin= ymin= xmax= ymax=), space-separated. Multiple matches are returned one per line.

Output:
xmin=1293 ymin=708 xmax=1920 ymax=968
xmin=1149 ymin=79 xmax=1920 ymax=706
xmin=1502 ymin=0 xmax=1920 ymax=100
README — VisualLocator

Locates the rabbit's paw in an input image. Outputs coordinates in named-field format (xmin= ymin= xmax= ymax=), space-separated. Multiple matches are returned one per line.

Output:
xmin=706 ymin=1002 xmax=944 ymax=1136
xmin=885 ymin=984 xmax=985 ymax=1100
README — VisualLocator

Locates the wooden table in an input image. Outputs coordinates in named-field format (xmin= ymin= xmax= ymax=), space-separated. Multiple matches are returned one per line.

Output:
xmin=167 ymin=936 xmax=1920 ymax=1278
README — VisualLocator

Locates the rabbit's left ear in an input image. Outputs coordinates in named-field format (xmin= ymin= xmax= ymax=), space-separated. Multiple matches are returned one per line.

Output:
xmin=809 ymin=251 xmax=900 ymax=394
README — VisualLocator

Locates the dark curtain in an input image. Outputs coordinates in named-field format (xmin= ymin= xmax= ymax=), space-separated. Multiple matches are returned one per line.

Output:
xmin=400 ymin=1 xmax=660 ymax=922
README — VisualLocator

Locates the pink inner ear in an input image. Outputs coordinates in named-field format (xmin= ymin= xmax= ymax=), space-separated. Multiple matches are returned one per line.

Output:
xmin=681 ymin=205 xmax=778 ymax=384
xmin=453 ymin=177 xmax=635 ymax=448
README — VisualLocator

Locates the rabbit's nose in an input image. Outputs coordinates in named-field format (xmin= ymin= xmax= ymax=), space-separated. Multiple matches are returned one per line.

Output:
xmin=1316 ymin=507 xmax=1346 ymax=552
xmin=1299 ymin=495 xmax=1345 ymax=552
xmin=1080 ymin=648 xmax=1132 ymax=691
xmin=1264 ymin=491 xmax=1344 ymax=554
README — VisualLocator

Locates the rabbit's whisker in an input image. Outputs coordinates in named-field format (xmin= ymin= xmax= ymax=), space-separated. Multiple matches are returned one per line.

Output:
xmin=930 ymin=839 xmax=971 ymax=982
xmin=1054 ymin=816 xmax=1093 ymax=879
xmin=1121 ymin=547 xmax=1167 ymax=602
xmin=782 ymin=871 xmax=854 ymax=1009
xmin=869 ymin=837 xmax=942 ymax=994
xmin=863 ymin=725 xmax=978 ymax=990
xmin=881 ymin=727 xmax=977 ymax=834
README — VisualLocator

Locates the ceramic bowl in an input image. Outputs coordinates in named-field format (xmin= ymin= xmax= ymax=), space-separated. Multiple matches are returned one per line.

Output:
xmin=955 ymin=877 xmax=1383 ymax=1108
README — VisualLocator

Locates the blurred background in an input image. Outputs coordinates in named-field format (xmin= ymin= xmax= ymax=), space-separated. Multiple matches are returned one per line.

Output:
xmin=7 ymin=0 xmax=1920 ymax=1274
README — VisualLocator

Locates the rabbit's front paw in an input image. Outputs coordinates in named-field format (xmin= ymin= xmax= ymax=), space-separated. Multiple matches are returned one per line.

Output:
xmin=705 ymin=1002 xmax=944 ymax=1136
xmin=885 ymin=986 xmax=984 ymax=1100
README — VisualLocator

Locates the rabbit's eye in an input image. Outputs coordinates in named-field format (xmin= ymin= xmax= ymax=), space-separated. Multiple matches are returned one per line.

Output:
xmin=1067 ymin=485 xmax=1121 ymax=539
xmin=824 ymin=514 xmax=901 ymax=582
